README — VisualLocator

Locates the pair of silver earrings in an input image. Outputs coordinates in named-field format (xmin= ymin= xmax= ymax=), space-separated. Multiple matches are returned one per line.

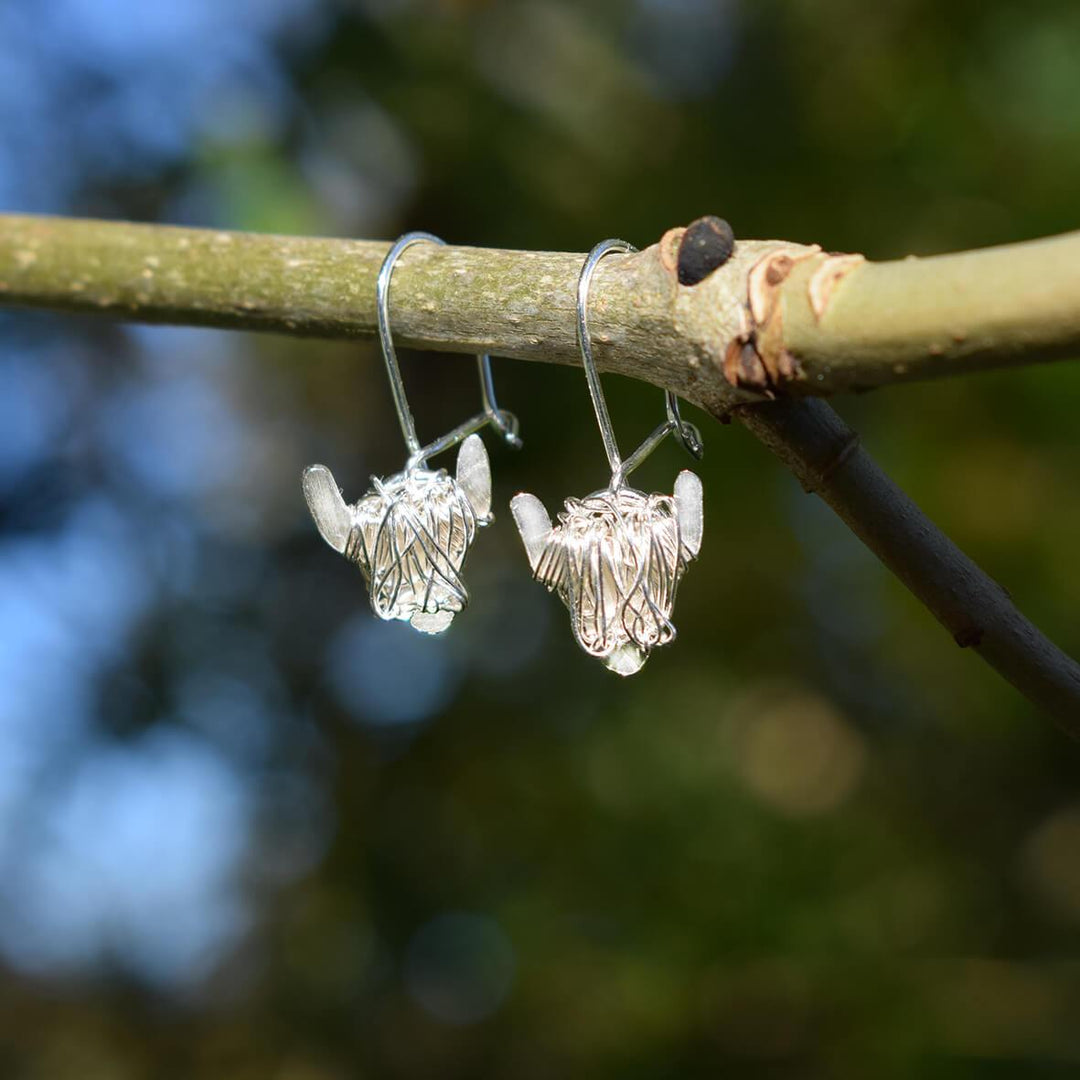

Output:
xmin=302 ymin=234 xmax=704 ymax=674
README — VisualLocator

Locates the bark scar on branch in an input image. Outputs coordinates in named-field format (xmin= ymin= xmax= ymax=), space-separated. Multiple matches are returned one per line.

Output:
xmin=719 ymin=242 xmax=823 ymax=397
xmin=809 ymin=253 xmax=866 ymax=322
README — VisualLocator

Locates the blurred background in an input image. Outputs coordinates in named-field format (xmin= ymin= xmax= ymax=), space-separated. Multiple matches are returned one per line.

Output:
xmin=1 ymin=0 xmax=1079 ymax=1075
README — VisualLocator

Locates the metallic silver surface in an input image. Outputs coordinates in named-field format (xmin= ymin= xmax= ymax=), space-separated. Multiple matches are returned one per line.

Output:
xmin=377 ymin=232 xmax=520 ymax=466
xmin=576 ymin=238 xmax=703 ymax=481
xmin=512 ymin=239 xmax=706 ymax=674
xmin=305 ymin=435 xmax=493 ymax=634
xmin=346 ymin=448 xmax=488 ymax=635
xmin=303 ymin=232 xmax=520 ymax=633
xmin=512 ymin=476 xmax=702 ymax=674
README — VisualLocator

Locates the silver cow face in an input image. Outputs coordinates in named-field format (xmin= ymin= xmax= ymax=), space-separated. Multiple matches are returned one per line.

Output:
xmin=511 ymin=470 xmax=703 ymax=675
xmin=303 ymin=433 xmax=492 ymax=634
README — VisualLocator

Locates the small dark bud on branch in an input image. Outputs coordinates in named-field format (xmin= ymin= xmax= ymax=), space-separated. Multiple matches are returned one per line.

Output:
xmin=677 ymin=216 xmax=735 ymax=286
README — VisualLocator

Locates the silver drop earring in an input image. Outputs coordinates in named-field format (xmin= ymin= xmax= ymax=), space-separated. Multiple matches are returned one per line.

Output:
xmin=303 ymin=232 xmax=521 ymax=634
xmin=510 ymin=239 xmax=704 ymax=675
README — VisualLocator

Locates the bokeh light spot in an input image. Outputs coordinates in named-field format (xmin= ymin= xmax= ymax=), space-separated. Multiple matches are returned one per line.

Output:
xmin=326 ymin=615 xmax=463 ymax=727
xmin=404 ymin=912 xmax=515 ymax=1026
xmin=729 ymin=685 xmax=867 ymax=817
xmin=1021 ymin=805 xmax=1080 ymax=923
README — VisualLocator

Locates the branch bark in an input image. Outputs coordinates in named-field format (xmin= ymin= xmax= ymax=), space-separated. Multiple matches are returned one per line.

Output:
xmin=1 ymin=212 xmax=1078 ymax=729
xmin=780 ymin=232 xmax=1080 ymax=394
xmin=736 ymin=400 xmax=1080 ymax=736
xmin=3 ymin=214 xmax=1080 ymax=410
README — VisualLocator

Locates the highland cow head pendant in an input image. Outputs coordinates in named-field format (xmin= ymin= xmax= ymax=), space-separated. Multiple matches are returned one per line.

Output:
xmin=302 ymin=232 xmax=519 ymax=635
xmin=509 ymin=237 xmax=706 ymax=675
xmin=511 ymin=470 xmax=703 ymax=674
xmin=304 ymin=433 xmax=493 ymax=635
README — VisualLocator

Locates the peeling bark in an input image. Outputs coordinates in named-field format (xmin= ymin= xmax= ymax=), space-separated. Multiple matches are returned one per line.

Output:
xmin=808 ymin=253 xmax=865 ymax=322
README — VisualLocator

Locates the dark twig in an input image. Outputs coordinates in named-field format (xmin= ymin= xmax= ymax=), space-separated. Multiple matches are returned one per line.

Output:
xmin=736 ymin=398 xmax=1080 ymax=733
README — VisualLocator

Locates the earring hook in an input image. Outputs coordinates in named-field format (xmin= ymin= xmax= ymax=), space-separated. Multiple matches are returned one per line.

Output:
xmin=377 ymin=231 xmax=522 ymax=468
xmin=577 ymin=238 xmax=703 ymax=488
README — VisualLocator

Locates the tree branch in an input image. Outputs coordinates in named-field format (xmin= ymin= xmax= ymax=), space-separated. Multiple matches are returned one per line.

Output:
xmin=779 ymin=232 xmax=1080 ymax=394
xmin=1 ymin=212 xmax=1078 ymax=728
xmin=736 ymin=399 xmax=1080 ymax=736
xmin=3 ymin=214 xmax=1080 ymax=410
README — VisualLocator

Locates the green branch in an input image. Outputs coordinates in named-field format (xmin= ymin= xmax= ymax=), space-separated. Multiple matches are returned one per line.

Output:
xmin=1 ymin=212 xmax=1078 ymax=729
xmin=780 ymin=232 xmax=1080 ymax=394
xmin=2 ymin=214 xmax=1079 ymax=410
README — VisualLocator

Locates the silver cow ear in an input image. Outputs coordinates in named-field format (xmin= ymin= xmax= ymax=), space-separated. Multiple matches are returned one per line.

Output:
xmin=455 ymin=433 xmax=492 ymax=521
xmin=674 ymin=470 xmax=703 ymax=558
xmin=302 ymin=465 xmax=353 ymax=554
xmin=510 ymin=493 xmax=553 ymax=573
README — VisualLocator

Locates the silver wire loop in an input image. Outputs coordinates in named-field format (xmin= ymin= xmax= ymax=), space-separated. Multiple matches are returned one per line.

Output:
xmin=510 ymin=468 xmax=704 ymax=675
xmin=376 ymin=231 xmax=522 ymax=468
xmin=577 ymin=238 xmax=703 ymax=487
xmin=301 ymin=231 xmax=519 ymax=635
xmin=507 ymin=237 xmax=706 ymax=673
xmin=302 ymin=431 xmax=494 ymax=635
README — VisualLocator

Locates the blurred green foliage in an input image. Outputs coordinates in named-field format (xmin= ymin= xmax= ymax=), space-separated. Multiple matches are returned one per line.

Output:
xmin=3 ymin=1 xmax=1080 ymax=1077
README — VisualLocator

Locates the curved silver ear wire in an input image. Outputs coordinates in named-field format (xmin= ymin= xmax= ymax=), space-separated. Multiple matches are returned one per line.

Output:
xmin=377 ymin=231 xmax=521 ymax=468
xmin=576 ymin=238 xmax=703 ymax=488
xmin=509 ymin=238 xmax=705 ymax=675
